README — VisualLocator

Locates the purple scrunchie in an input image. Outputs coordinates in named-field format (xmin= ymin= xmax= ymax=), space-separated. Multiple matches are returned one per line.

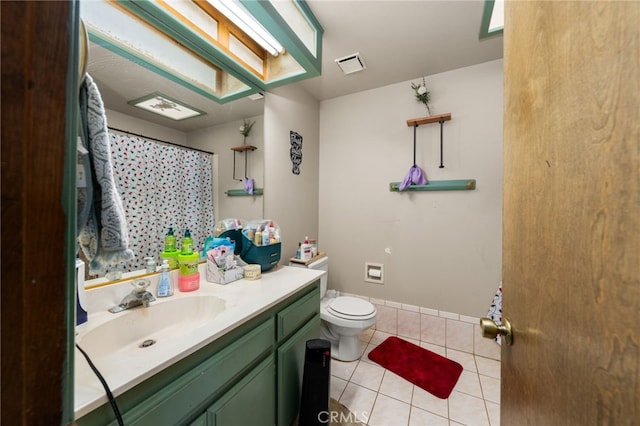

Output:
xmin=398 ymin=165 xmax=428 ymax=191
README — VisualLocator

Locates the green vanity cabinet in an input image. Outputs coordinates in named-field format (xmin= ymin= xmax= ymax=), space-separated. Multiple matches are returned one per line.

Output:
xmin=276 ymin=288 xmax=322 ymax=426
xmin=76 ymin=280 xmax=320 ymax=426
xmin=206 ymin=356 xmax=276 ymax=425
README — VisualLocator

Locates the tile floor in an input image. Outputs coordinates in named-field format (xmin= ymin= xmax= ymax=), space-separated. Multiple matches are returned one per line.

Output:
xmin=330 ymin=328 xmax=501 ymax=426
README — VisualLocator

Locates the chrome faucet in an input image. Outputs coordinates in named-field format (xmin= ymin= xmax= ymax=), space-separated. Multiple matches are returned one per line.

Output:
xmin=109 ymin=279 xmax=155 ymax=313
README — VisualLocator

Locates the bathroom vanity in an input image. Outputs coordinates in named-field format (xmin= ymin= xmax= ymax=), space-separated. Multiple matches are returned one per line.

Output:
xmin=75 ymin=266 xmax=323 ymax=426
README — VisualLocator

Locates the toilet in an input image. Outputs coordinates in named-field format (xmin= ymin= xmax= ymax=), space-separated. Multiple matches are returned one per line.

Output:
xmin=291 ymin=256 xmax=377 ymax=361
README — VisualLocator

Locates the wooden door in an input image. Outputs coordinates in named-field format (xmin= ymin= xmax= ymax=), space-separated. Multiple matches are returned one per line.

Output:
xmin=502 ymin=1 xmax=639 ymax=425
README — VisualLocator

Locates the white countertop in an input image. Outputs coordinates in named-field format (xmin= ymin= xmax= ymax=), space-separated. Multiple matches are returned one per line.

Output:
xmin=74 ymin=265 xmax=324 ymax=419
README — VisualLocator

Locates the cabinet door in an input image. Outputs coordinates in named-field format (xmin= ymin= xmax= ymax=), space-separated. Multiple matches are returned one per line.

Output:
xmin=277 ymin=316 xmax=320 ymax=426
xmin=188 ymin=413 xmax=207 ymax=426
xmin=208 ymin=356 xmax=275 ymax=426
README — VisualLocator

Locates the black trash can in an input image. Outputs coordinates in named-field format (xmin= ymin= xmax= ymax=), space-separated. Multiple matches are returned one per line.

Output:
xmin=298 ymin=339 xmax=331 ymax=426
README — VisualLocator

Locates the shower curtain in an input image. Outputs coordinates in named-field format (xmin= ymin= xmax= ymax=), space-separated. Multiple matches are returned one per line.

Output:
xmin=108 ymin=132 xmax=215 ymax=273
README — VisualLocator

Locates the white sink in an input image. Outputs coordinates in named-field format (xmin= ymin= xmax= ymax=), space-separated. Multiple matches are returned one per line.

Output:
xmin=76 ymin=295 xmax=226 ymax=360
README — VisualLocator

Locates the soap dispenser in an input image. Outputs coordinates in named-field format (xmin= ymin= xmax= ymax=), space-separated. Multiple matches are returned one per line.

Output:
xmin=157 ymin=259 xmax=174 ymax=297
xmin=161 ymin=227 xmax=179 ymax=269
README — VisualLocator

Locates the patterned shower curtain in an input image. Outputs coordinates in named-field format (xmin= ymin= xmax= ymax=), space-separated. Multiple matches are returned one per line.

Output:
xmin=109 ymin=132 xmax=215 ymax=273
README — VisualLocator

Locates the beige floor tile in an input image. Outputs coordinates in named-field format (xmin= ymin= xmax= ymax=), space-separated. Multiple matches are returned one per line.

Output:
xmin=448 ymin=391 xmax=490 ymax=426
xmin=375 ymin=305 xmax=398 ymax=335
xmin=447 ymin=348 xmax=478 ymax=372
xmin=475 ymin=356 xmax=501 ymax=379
xmin=370 ymin=330 xmax=394 ymax=345
xmin=421 ymin=314 xmax=446 ymax=346
xmin=330 ymin=376 xmax=348 ymax=401
xmin=332 ymin=358 xmax=359 ymax=381
xmin=368 ymin=393 xmax=410 ymax=426
xmin=419 ymin=341 xmax=447 ymax=357
xmin=479 ymin=374 xmax=500 ymax=404
xmin=378 ymin=370 xmax=414 ymax=403
xmin=339 ymin=383 xmax=377 ymax=424
xmin=486 ymin=400 xmax=500 ymax=426
xmin=350 ymin=361 xmax=385 ymax=391
xmin=408 ymin=406 xmax=448 ymax=426
xmin=446 ymin=319 xmax=474 ymax=353
xmin=360 ymin=327 xmax=375 ymax=343
xmin=411 ymin=386 xmax=448 ymax=418
xmin=397 ymin=309 xmax=421 ymax=340
xmin=360 ymin=342 xmax=379 ymax=365
xmin=453 ymin=369 xmax=483 ymax=398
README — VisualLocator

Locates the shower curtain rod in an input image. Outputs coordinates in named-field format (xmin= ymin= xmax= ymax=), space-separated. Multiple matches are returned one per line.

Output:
xmin=108 ymin=126 xmax=214 ymax=155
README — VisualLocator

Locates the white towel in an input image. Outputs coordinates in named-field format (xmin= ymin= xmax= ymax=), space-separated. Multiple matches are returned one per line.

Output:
xmin=77 ymin=73 xmax=133 ymax=275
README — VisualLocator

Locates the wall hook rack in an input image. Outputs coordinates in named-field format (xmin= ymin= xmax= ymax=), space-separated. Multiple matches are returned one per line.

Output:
xmin=230 ymin=145 xmax=257 ymax=181
xmin=406 ymin=113 xmax=451 ymax=168
xmin=390 ymin=112 xmax=477 ymax=192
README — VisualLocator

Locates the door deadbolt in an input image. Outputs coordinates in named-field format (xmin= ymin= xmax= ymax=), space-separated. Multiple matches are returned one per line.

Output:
xmin=480 ymin=317 xmax=513 ymax=346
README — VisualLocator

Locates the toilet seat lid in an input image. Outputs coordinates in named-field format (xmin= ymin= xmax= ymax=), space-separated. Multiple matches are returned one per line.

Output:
xmin=328 ymin=296 xmax=376 ymax=320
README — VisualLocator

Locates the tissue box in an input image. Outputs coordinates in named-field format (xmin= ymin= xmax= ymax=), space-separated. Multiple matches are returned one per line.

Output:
xmin=206 ymin=256 xmax=247 ymax=285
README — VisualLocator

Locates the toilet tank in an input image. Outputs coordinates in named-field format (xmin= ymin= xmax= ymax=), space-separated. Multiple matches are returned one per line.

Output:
xmin=302 ymin=256 xmax=329 ymax=298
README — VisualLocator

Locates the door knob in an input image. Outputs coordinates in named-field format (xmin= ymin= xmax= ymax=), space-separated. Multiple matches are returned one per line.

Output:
xmin=480 ymin=317 xmax=513 ymax=346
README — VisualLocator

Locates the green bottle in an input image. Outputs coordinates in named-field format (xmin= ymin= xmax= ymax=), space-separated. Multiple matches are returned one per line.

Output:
xmin=164 ymin=227 xmax=177 ymax=252
xmin=182 ymin=229 xmax=193 ymax=254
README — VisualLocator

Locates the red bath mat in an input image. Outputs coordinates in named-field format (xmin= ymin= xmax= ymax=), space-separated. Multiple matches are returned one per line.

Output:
xmin=368 ymin=336 xmax=463 ymax=399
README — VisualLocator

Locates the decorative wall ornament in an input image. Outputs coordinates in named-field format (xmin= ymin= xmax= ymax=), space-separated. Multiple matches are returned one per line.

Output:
xmin=239 ymin=119 xmax=255 ymax=145
xmin=290 ymin=130 xmax=303 ymax=175
xmin=411 ymin=76 xmax=432 ymax=115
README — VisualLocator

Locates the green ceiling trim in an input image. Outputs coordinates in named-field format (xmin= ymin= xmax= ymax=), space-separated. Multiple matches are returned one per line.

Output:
xmin=114 ymin=0 xmax=266 ymax=90
xmin=115 ymin=0 xmax=323 ymax=93
xmin=479 ymin=0 xmax=503 ymax=39
xmin=240 ymin=0 xmax=323 ymax=87
xmin=88 ymin=31 xmax=257 ymax=104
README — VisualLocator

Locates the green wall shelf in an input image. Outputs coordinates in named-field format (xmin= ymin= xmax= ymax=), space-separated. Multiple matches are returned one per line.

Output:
xmin=226 ymin=188 xmax=264 ymax=196
xmin=389 ymin=179 xmax=476 ymax=192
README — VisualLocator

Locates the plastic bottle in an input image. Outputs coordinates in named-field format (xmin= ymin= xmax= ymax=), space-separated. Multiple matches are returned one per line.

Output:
xmin=254 ymin=229 xmax=262 ymax=246
xmin=178 ymin=251 xmax=200 ymax=292
xmin=301 ymin=236 xmax=312 ymax=260
xmin=161 ymin=227 xmax=179 ymax=269
xmin=296 ymin=242 xmax=302 ymax=259
xmin=262 ymin=228 xmax=270 ymax=246
xmin=182 ymin=229 xmax=193 ymax=254
xmin=157 ymin=259 xmax=174 ymax=297
xmin=165 ymin=227 xmax=177 ymax=252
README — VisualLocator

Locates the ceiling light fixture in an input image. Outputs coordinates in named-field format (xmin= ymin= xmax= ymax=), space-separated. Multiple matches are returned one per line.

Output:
xmin=129 ymin=92 xmax=205 ymax=121
xmin=205 ymin=0 xmax=285 ymax=56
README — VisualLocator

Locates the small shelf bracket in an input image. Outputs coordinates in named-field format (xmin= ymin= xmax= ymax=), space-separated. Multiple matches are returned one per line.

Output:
xmin=230 ymin=145 xmax=257 ymax=181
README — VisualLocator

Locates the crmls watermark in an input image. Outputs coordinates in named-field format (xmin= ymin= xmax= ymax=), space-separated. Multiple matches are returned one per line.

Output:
xmin=317 ymin=410 xmax=369 ymax=424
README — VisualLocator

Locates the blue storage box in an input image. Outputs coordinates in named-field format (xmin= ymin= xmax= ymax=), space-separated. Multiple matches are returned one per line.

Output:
xmin=240 ymin=233 xmax=281 ymax=272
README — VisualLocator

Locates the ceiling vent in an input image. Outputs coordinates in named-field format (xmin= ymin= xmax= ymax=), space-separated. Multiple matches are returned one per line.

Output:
xmin=335 ymin=53 xmax=366 ymax=75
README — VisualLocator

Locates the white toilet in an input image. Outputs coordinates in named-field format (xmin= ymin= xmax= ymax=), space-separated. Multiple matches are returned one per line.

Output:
xmin=293 ymin=256 xmax=377 ymax=361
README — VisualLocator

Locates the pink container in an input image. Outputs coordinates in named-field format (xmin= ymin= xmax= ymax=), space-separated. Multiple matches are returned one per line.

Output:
xmin=178 ymin=272 xmax=200 ymax=292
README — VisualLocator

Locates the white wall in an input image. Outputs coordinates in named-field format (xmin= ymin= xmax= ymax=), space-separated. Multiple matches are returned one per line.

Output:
xmin=106 ymin=109 xmax=188 ymax=144
xmin=318 ymin=59 xmax=503 ymax=317
xmin=264 ymin=85 xmax=320 ymax=260
xmin=188 ymin=116 xmax=264 ymax=222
